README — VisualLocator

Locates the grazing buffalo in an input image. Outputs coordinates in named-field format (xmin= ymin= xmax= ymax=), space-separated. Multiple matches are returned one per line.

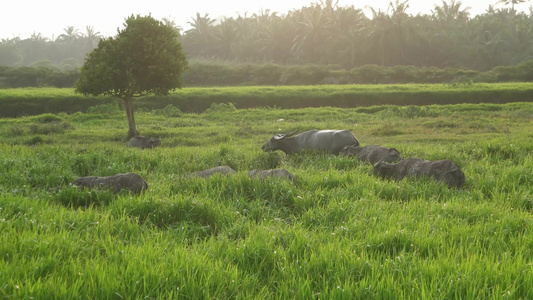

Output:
xmin=340 ymin=145 xmax=401 ymax=165
xmin=247 ymin=168 xmax=297 ymax=185
xmin=262 ymin=129 xmax=359 ymax=155
xmin=71 ymin=172 xmax=148 ymax=194
xmin=126 ymin=136 xmax=161 ymax=149
xmin=373 ymin=158 xmax=465 ymax=188
xmin=183 ymin=166 xmax=237 ymax=179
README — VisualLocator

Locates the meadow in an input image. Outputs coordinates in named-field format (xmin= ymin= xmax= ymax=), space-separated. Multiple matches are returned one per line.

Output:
xmin=1 ymin=101 xmax=533 ymax=298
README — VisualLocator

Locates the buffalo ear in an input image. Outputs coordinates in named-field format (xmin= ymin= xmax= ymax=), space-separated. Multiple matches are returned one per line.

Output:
xmin=273 ymin=134 xmax=285 ymax=140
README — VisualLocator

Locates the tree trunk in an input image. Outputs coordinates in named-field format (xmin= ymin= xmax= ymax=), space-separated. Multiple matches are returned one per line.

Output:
xmin=123 ymin=97 xmax=138 ymax=139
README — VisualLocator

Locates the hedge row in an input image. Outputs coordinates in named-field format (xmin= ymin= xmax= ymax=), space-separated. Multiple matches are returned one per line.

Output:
xmin=3 ymin=59 xmax=533 ymax=89
xmin=0 ymin=66 xmax=79 ymax=88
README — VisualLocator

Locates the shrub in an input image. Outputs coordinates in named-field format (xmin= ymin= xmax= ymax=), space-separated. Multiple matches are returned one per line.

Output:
xmin=204 ymin=102 xmax=237 ymax=114
xmin=33 ymin=113 xmax=63 ymax=123
xmin=86 ymin=102 xmax=121 ymax=115
xmin=350 ymin=64 xmax=388 ymax=84
xmin=517 ymin=60 xmax=533 ymax=81
xmin=390 ymin=65 xmax=421 ymax=83
xmin=7 ymin=125 xmax=25 ymax=137
xmin=252 ymin=63 xmax=283 ymax=85
xmin=25 ymin=136 xmax=44 ymax=146
xmin=280 ymin=64 xmax=331 ymax=85
xmin=152 ymin=104 xmax=183 ymax=117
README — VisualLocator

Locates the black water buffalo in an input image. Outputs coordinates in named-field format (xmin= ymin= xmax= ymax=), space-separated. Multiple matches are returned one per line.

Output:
xmin=247 ymin=168 xmax=297 ymax=185
xmin=183 ymin=166 xmax=237 ymax=179
xmin=373 ymin=158 xmax=465 ymax=188
xmin=262 ymin=129 xmax=359 ymax=155
xmin=126 ymin=136 xmax=161 ymax=149
xmin=71 ymin=172 xmax=148 ymax=194
xmin=340 ymin=145 xmax=401 ymax=165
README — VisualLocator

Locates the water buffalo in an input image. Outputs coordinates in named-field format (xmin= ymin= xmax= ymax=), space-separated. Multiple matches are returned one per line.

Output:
xmin=247 ymin=168 xmax=297 ymax=185
xmin=126 ymin=136 xmax=161 ymax=149
xmin=262 ymin=129 xmax=359 ymax=155
xmin=71 ymin=172 xmax=148 ymax=194
xmin=183 ymin=166 xmax=237 ymax=179
xmin=373 ymin=158 xmax=465 ymax=188
xmin=340 ymin=145 xmax=401 ymax=165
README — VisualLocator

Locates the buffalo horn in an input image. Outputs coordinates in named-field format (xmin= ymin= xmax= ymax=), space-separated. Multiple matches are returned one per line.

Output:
xmin=284 ymin=128 xmax=299 ymax=138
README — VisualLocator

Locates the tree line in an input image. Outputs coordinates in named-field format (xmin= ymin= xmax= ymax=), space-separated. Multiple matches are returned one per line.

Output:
xmin=1 ymin=0 xmax=533 ymax=84
xmin=179 ymin=0 xmax=532 ymax=71
xmin=0 ymin=26 xmax=101 ymax=70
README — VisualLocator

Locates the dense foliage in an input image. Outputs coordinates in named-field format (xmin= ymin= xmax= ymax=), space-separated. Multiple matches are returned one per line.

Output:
xmin=0 ymin=65 xmax=79 ymax=88
xmin=4 ymin=59 xmax=533 ymax=88
xmin=1 ymin=103 xmax=533 ymax=298
xmin=75 ymin=15 xmax=188 ymax=138
xmin=2 ymin=1 xmax=533 ymax=72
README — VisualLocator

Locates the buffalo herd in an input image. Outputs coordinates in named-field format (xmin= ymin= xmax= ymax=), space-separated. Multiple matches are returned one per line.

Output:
xmin=72 ymin=129 xmax=465 ymax=194
xmin=262 ymin=129 xmax=465 ymax=188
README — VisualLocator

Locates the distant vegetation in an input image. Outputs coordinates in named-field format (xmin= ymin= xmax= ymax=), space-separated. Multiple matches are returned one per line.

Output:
xmin=3 ymin=60 xmax=533 ymax=88
xmin=2 ymin=1 xmax=533 ymax=88
xmin=2 ymin=82 xmax=533 ymax=117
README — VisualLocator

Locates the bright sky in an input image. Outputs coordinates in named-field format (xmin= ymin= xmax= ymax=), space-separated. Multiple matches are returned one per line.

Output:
xmin=1 ymin=0 xmax=530 ymax=39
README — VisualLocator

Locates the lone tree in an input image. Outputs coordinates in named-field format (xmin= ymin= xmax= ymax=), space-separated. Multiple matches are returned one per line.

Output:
xmin=75 ymin=15 xmax=187 ymax=138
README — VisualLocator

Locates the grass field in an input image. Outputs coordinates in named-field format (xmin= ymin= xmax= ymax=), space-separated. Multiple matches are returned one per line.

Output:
xmin=1 ymin=101 xmax=533 ymax=298
xmin=2 ymin=82 xmax=532 ymax=98
xmin=2 ymin=82 xmax=533 ymax=117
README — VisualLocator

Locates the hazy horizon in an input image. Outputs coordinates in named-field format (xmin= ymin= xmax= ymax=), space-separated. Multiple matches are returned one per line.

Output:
xmin=2 ymin=0 xmax=531 ymax=40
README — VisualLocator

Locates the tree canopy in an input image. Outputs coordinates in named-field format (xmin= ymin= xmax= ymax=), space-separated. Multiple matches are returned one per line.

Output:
xmin=75 ymin=15 xmax=188 ymax=138
xmin=2 ymin=1 xmax=533 ymax=72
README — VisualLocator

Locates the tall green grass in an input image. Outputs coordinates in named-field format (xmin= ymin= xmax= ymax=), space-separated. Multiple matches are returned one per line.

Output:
xmin=1 ymin=102 xmax=533 ymax=298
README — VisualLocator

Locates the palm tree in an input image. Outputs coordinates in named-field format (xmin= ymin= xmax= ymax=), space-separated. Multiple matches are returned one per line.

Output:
xmin=432 ymin=0 xmax=471 ymax=25
xmin=389 ymin=0 xmax=412 ymax=64
xmin=17 ymin=32 xmax=50 ymax=64
xmin=291 ymin=3 xmax=332 ymax=63
xmin=83 ymin=26 xmax=102 ymax=48
xmin=57 ymin=26 xmax=81 ymax=42
xmin=496 ymin=0 xmax=529 ymax=13
xmin=214 ymin=18 xmax=241 ymax=59
xmin=255 ymin=11 xmax=294 ymax=63
xmin=328 ymin=5 xmax=366 ymax=67
xmin=231 ymin=12 xmax=261 ymax=60
xmin=427 ymin=1 xmax=471 ymax=67
xmin=161 ymin=18 xmax=182 ymax=35
xmin=186 ymin=13 xmax=216 ymax=37
xmin=366 ymin=0 xmax=413 ymax=66
xmin=366 ymin=8 xmax=392 ymax=66
xmin=184 ymin=13 xmax=216 ymax=57
xmin=29 ymin=32 xmax=49 ymax=42
xmin=507 ymin=17 xmax=533 ymax=64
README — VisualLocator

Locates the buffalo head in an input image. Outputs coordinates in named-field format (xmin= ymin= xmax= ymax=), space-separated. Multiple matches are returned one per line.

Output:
xmin=261 ymin=129 xmax=299 ymax=152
